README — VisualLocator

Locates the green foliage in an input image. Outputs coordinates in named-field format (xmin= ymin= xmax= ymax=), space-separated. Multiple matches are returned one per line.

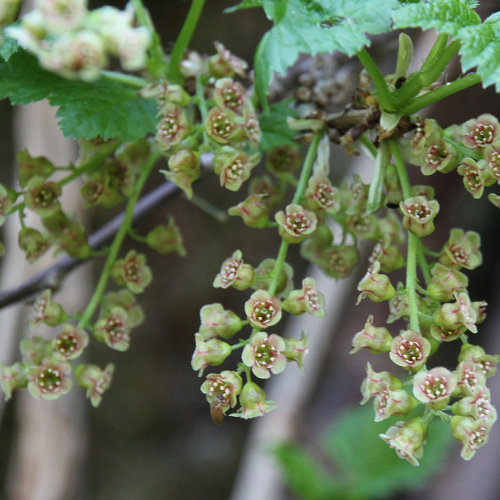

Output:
xmin=459 ymin=13 xmax=500 ymax=91
xmin=0 ymin=50 xmax=156 ymax=141
xmin=0 ymin=31 xmax=19 ymax=61
xmin=258 ymin=100 xmax=297 ymax=151
xmin=230 ymin=0 xmax=399 ymax=107
xmin=393 ymin=0 xmax=481 ymax=36
xmin=276 ymin=405 xmax=454 ymax=500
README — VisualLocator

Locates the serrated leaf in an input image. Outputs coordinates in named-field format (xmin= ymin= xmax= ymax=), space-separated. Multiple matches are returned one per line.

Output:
xmin=458 ymin=13 xmax=500 ymax=92
xmin=393 ymin=0 xmax=480 ymax=36
xmin=258 ymin=100 xmax=297 ymax=151
xmin=252 ymin=0 xmax=399 ymax=105
xmin=323 ymin=405 xmax=453 ymax=498
xmin=0 ymin=50 xmax=156 ymax=141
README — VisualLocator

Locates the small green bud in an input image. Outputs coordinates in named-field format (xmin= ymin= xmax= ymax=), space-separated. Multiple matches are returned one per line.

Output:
xmin=357 ymin=261 xmax=396 ymax=303
xmin=228 ymin=194 xmax=269 ymax=228
xmin=18 ymin=227 xmax=50 ymax=263
xmin=350 ymin=315 xmax=392 ymax=354
xmin=0 ymin=184 xmax=17 ymax=226
xmin=146 ymin=216 xmax=186 ymax=256
xmin=230 ymin=382 xmax=276 ymax=419
xmin=0 ymin=362 xmax=28 ymax=400
xmin=426 ymin=263 xmax=469 ymax=302
xmin=16 ymin=149 xmax=55 ymax=188
xmin=198 ymin=303 xmax=243 ymax=340
xmin=30 ymin=290 xmax=66 ymax=328
xmin=265 ymin=145 xmax=301 ymax=176
xmin=318 ymin=244 xmax=359 ymax=279
xmin=433 ymin=290 xmax=478 ymax=333
xmin=208 ymin=41 xmax=248 ymax=78
xmin=163 ymin=149 xmax=200 ymax=199
xmin=58 ymin=220 xmax=91 ymax=259
xmin=21 ymin=336 xmax=51 ymax=365
xmin=191 ymin=333 xmax=232 ymax=376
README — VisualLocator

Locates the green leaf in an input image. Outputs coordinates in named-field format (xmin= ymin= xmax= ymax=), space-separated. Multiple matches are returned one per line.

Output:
xmin=0 ymin=31 xmax=19 ymax=61
xmin=274 ymin=443 xmax=346 ymax=500
xmin=458 ymin=13 xmax=500 ymax=91
xmin=0 ymin=50 xmax=156 ymax=141
xmin=258 ymin=100 xmax=297 ymax=151
xmin=392 ymin=0 xmax=481 ymax=36
xmin=323 ymin=405 xmax=453 ymax=498
xmin=250 ymin=0 xmax=399 ymax=105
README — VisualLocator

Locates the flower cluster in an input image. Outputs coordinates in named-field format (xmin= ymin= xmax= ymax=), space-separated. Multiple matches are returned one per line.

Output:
xmin=6 ymin=0 xmax=151 ymax=80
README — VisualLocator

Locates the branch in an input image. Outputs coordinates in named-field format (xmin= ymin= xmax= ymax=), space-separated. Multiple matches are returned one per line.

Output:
xmin=0 ymin=181 xmax=180 ymax=311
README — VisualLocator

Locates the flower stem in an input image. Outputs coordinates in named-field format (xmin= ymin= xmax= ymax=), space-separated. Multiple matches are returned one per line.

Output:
xmin=101 ymin=70 xmax=148 ymax=89
xmin=78 ymin=149 xmax=160 ymax=330
xmin=400 ymin=73 xmax=481 ymax=116
xmin=167 ymin=0 xmax=207 ymax=84
xmin=389 ymin=140 xmax=419 ymax=332
xmin=268 ymin=131 xmax=323 ymax=297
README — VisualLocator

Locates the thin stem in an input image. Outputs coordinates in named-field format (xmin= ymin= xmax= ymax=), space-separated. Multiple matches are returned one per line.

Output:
xmin=400 ymin=73 xmax=481 ymax=116
xmin=358 ymin=133 xmax=377 ymax=158
xmin=366 ymin=140 xmax=389 ymax=213
xmin=357 ymin=48 xmax=396 ymax=112
xmin=167 ymin=0 xmax=207 ymax=84
xmin=78 ymin=149 xmax=161 ymax=330
xmin=389 ymin=140 xmax=419 ymax=332
xmin=101 ymin=70 xmax=148 ymax=89
xmin=268 ymin=131 xmax=323 ymax=297
xmin=188 ymin=193 xmax=228 ymax=222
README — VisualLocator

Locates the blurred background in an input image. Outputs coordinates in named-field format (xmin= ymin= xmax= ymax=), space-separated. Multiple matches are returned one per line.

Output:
xmin=0 ymin=1 xmax=500 ymax=499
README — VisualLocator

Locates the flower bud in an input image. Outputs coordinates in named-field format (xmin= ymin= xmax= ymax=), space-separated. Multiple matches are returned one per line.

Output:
xmin=357 ymin=261 xmax=396 ymax=303
xmin=369 ymin=237 xmax=405 ymax=273
xmin=379 ymin=418 xmax=428 ymax=466
xmin=16 ymin=150 xmax=55 ymax=188
xmin=1 ymin=362 xmax=28 ymax=400
xmin=21 ymin=336 xmax=51 ymax=365
xmin=254 ymin=258 xmax=294 ymax=298
xmin=282 ymin=277 xmax=325 ymax=317
xmin=413 ymin=366 xmax=457 ymax=410
xmin=248 ymin=175 xmax=284 ymax=209
xmin=18 ymin=227 xmax=50 ymax=262
xmin=213 ymin=147 xmax=260 ymax=191
xmin=191 ymin=333 xmax=232 ymax=376
xmin=27 ymin=358 xmax=73 ymax=401
xmin=242 ymin=331 xmax=286 ymax=379
xmin=228 ymin=194 xmax=269 ymax=228
xmin=198 ymin=303 xmax=243 ymax=340
xmin=230 ymin=381 xmax=276 ymax=419
xmin=429 ymin=323 xmax=466 ymax=342
xmin=213 ymin=249 xmax=255 ymax=291
xmin=318 ymin=244 xmax=359 ymax=279
xmin=399 ymin=195 xmax=439 ymax=237
xmin=265 ymin=145 xmax=301 ymax=176
xmin=146 ymin=216 xmax=186 ymax=256
xmin=208 ymin=41 xmax=248 ymax=78
xmin=111 ymin=250 xmax=152 ymax=294
xmin=244 ymin=290 xmax=282 ymax=330
xmin=283 ymin=332 xmax=309 ymax=369
xmin=74 ymin=363 xmax=114 ymax=407
xmin=58 ymin=220 xmax=91 ymax=259
xmin=389 ymin=329 xmax=431 ymax=370
xmin=350 ymin=315 xmax=392 ymax=354
xmin=426 ymin=263 xmax=469 ymax=302
xmin=162 ymin=149 xmax=200 ymax=199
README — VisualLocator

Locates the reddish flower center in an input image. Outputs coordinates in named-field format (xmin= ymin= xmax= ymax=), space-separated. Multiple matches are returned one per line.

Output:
xmin=37 ymin=368 xmax=62 ymax=393
xmin=56 ymin=333 xmax=78 ymax=356
xmin=397 ymin=339 xmax=423 ymax=365
xmin=253 ymin=300 xmax=277 ymax=325
xmin=255 ymin=340 xmax=278 ymax=368
xmin=285 ymin=212 xmax=311 ymax=234
xmin=421 ymin=375 xmax=448 ymax=400
xmin=473 ymin=124 xmax=494 ymax=146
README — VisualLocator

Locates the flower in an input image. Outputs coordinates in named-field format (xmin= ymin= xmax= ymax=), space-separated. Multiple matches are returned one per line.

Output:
xmin=380 ymin=418 xmax=428 ymax=466
xmin=24 ymin=176 xmax=61 ymax=217
xmin=275 ymin=204 xmax=317 ymax=244
xmin=389 ymin=330 xmax=431 ymax=369
xmin=94 ymin=306 xmax=131 ymax=351
xmin=356 ymin=260 xmax=395 ymax=304
xmin=282 ymin=277 xmax=325 ymax=317
xmin=213 ymin=250 xmax=255 ymax=291
xmin=18 ymin=227 xmax=50 ymax=262
xmin=30 ymin=289 xmax=66 ymax=328
xmin=163 ymin=149 xmax=200 ymax=199
xmin=27 ymin=358 xmax=73 ymax=400
xmin=242 ymin=332 xmax=287 ymax=379
xmin=201 ymin=370 xmax=242 ymax=424
xmin=52 ymin=324 xmax=89 ymax=360
xmin=213 ymin=147 xmax=260 ymax=191
xmin=111 ymin=250 xmax=152 ymax=294
xmin=244 ymin=290 xmax=282 ymax=330
xmin=439 ymin=228 xmax=482 ymax=270
xmin=191 ymin=334 xmax=232 ymax=376
xmin=399 ymin=195 xmax=439 ymax=237
xmin=426 ymin=263 xmax=468 ymax=302
xmin=74 ymin=363 xmax=114 ymax=407
xmin=413 ymin=367 xmax=457 ymax=409
xmin=1 ymin=362 xmax=28 ymax=400
xmin=462 ymin=113 xmax=499 ymax=149
xmin=198 ymin=303 xmax=243 ymax=340
xmin=451 ymin=415 xmax=495 ymax=460
xmin=208 ymin=41 xmax=248 ymax=78
xmin=457 ymin=158 xmax=490 ymax=199
xmin=146 ymin=216 xmax=186 ymax=256
xmin=156 ymin=104 xmax=190 ymax=151
xmin=283 ymin=332 xmax=309 ymax=369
